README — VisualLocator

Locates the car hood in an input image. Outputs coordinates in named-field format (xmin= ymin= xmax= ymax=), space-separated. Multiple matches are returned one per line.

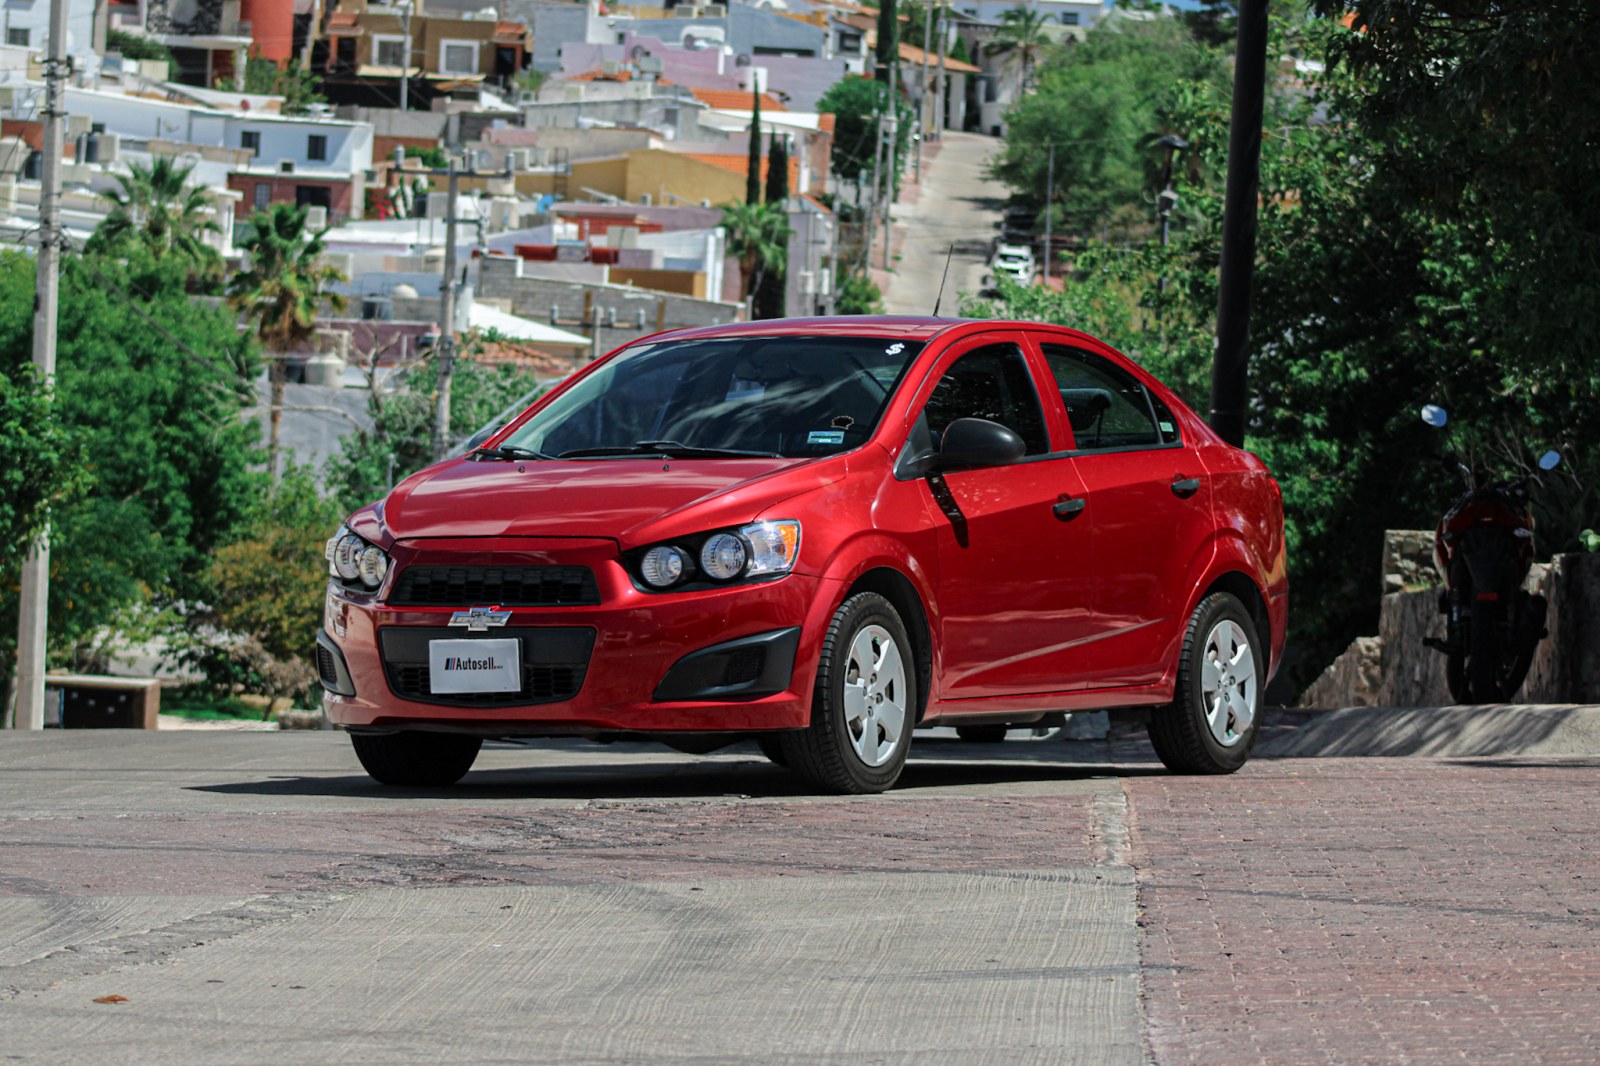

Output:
xmin=378 ymin=455 xmax=829 ymax=543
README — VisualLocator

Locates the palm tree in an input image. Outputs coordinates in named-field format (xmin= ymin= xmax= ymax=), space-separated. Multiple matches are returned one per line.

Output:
xmin=986 ymin=6 xmax=1053 ymax=94
xmin=720 ymin=201 xmax=792 ymax=318
xmin=228 ymin=202 xmax=349 ymax=477
xmin=89 ymin=156 xmax=223 ymax=284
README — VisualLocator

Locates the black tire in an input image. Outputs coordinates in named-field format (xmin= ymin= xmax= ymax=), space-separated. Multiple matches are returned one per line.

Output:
xmin=1147 ymin=592 xmax=1262 ymax=775
xmin=755 ymin=735 xmax=790 ymax=767
xmin=1446 ymin=645 xmax=1468 ymax=704
xmin=350 ymin=731 xmax=482 ymax=786
xmin=955 ymin=725 xmax=1009 ymax=743
xmin=1466 ymin=598 xmax=1502 ymax=703
xmin=781 ymin=592 xmax=916 ymax=794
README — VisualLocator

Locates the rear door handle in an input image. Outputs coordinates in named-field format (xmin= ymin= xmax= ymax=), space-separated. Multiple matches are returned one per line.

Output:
xmin=1170 ymin=477 xmax=1201 ymax=499
xmin=1052 ymin=497 xmax=1087 ymax=519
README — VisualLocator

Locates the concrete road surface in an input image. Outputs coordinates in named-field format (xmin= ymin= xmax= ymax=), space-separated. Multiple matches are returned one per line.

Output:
xmin=3 ymin=722 xmax=1599 ymax=1063
xmin=882 ymin=132 xmax=1005 ymax=316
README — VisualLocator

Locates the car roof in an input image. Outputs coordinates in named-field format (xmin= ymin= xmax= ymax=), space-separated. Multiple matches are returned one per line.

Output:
xmin=646 ymin=316 xmax=977 ymax=344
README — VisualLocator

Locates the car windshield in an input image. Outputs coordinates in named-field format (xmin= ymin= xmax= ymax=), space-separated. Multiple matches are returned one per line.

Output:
xmin=501 ymin=335 xmax=925 ymax=460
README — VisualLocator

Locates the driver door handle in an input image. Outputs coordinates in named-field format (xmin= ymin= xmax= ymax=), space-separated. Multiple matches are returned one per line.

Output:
xmin=1171 ymin=477 xmax=1201 ymax=499
xmin=1052 ymin=497 xmax=1087 ymax=519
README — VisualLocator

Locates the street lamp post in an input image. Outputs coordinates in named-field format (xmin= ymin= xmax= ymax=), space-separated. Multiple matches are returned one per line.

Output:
xmin=1155 ymin=133 xmax=1187 ymax=293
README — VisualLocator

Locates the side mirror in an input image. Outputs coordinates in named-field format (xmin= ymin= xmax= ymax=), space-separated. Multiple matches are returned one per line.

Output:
xmin=1421 ymin=404 xmax=1448 ymax=428
xmin=932 ymin=417 xmax=1026 ymax=471
xmin=1538 ymin=450 xmax=1562 ymax=471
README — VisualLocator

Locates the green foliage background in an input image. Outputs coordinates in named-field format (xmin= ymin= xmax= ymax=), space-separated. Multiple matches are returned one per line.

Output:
xmin=970 ymin=10 xmax=1599 ymax=688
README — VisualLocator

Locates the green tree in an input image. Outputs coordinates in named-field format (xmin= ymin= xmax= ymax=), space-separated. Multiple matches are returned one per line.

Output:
xmin=242 ymin=57 xmax=326 ymax=115
xmin=327 ymin=339 xmax=550 ymax=513
xmin=747 ymin=86 xmax=763 ymax=206
xmin=969 ymin=11 xmax=1600 ymax=686
xmin=875 ymin=0 xmax=899 ymax=83
xmin=229 ymin=203 xmax=349 ymax=478
xmin=176 ymin=466 xmax=344 ymax=704
xmin=756 ymin=133 xmax=791 ymax=320
xmin=818 ymin=76 xmax=913 ymax=186
xmin=989 ymin=17 xmax=1225 ymax=239
xmin=85 ymin=156 xmax=224 ymax=290
xmin=985 ymin=6 xmax=1053 ymax=93
xmin=106 ymin=28 xmax=174 ymax=64
xmin=720 ymin=201 xmax=792 ymax=315
xmin=0 ymin=250 xmax=262 ymax=680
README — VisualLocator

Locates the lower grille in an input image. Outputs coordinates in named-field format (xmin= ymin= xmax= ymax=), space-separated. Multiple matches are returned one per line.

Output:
xmin=379 ymin=626 xmax=595 ymax=708
xmin=316 ymin=643 xmax=340 ymax=689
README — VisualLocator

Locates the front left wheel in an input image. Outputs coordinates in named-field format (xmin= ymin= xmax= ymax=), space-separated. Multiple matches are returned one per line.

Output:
xmin=782 ymin=592 xmax=916 ymax=794
xmin=350 ymin=731 xmax=482 ymax=786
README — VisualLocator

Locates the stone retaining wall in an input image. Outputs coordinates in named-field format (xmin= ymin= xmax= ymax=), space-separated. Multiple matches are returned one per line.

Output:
xmin=1300 ymin=547 xmax=1600 ymax=707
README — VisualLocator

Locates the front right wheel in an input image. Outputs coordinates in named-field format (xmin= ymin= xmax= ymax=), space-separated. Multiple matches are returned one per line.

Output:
xmin=781 ymin=592 xmax=915 ymax=794
xmin=1147 ymin=592 xmax=1262 ymax=775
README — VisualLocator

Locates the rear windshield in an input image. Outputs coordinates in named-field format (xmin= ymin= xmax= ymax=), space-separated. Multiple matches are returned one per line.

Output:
xmin=504 ymin=335 xmax=924 ymax=459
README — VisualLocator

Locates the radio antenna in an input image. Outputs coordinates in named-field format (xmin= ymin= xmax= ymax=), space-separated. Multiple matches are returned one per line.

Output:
xmin=931 ymin=244 xmax=955 ymax=317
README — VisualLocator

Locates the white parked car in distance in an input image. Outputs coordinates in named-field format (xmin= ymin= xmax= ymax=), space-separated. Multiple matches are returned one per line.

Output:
xmin=991 ymin=243 xmax=1037 ymax=285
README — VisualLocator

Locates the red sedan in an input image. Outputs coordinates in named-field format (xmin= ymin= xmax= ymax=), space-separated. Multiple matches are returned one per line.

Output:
xmin=318 ymin=317 xmax=1287 ymax=793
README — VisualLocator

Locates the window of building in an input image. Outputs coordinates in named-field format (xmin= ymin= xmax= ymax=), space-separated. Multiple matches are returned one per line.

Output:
xmin=1061 ymin=12 xmax=1080 ymax=25
xmin=5 ymin=28 xmax=29 ymax=47
xmin=241 ymin=130 xmax=260 ymax=156
xmin=307 ymin=134 xmax=327 ymax=161
xmin=372 ymin=34 xmax=406 ymax=67
xmin=253 ymin=183 xmax=272 ymax=210
xmin=440 ymin=39 xmax=480 ymax=75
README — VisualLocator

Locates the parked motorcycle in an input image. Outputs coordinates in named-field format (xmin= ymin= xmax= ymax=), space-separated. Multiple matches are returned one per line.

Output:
xmin=1420 ymin=405 xmax=1562 ymax=703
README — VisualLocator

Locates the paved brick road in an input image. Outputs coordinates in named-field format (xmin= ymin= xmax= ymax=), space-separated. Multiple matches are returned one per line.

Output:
xmin=1130 ymin=756 xmax=1600 ymax=1063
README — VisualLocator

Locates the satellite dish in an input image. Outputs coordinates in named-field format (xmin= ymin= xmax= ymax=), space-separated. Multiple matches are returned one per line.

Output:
xmin=629 ymin=44 xmax=649 ymax=59
xmin=1420 ymin=404 xmax=1448 ymax=428
xmin=735 ymin=52 xmax=751 ymax=67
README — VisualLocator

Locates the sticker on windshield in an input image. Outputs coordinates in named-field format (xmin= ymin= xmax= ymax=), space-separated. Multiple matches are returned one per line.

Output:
xmin=807 ymin=430 xmax=846 ymax=445
xmin=885 ymin=342 xmax=905 ymax=355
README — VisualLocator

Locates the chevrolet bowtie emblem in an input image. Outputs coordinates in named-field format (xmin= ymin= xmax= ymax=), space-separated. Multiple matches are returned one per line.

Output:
xmin=448 ymin=606 xmax=513 ymax=631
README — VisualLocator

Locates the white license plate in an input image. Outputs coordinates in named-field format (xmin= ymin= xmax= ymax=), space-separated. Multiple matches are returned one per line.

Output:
xmin=428 ymin=638 xmax=521 ymax=694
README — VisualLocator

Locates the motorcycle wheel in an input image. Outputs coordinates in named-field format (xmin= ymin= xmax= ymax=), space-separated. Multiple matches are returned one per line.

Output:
xmin=1446 ymin=645 xmax=1468 ymax=704
xmin=1466 ymin=598 xmax=1516 ymax=703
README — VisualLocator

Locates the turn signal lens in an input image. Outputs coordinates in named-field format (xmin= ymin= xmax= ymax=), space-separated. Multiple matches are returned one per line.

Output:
xmin=640 ymin=545 xmax=686 ymax=588
xmin=700 ymin=533 xmax=747 ymax=581
xmin=742 ymin=520 xmax=801 ymax=577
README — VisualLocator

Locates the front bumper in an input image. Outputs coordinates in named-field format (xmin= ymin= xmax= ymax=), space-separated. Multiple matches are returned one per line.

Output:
xmin=320 ymin=538 xmax=830 ymax=735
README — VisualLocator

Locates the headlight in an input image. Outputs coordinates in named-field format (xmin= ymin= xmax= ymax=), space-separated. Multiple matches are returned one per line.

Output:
xmin=325 ymin=525 xmax=390 ymax=589
xmin=358 ymin=545 xmax=389 ymax=588
xmin=640 ymin=545 xmax=687 ymax=588
xmin=630 ymin=520 xmax=800 ymax=591
xmin=700 ymin=533 xmax=747 ymax=580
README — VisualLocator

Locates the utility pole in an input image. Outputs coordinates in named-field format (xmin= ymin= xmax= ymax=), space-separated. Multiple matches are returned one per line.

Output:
xmin=1207 ymin=0 xmax=1268 ymax=448
xmin=11 ymin=0 xmax=69 ymax=732
xmin=1041 ymin=142 xmax=1053 ymax=286
xmin=880 ymin=52 xmax=897 ymax=272
xmin=393 ymin=148 xmax=515 ymax=458
xmin=434 ymin=158 xmax=460 ymax=458
xmin=936 ymin=3 xmax=948 ymax=140
xmin=398 ymin=0 xmax=413 ymax=112
xmin=916 ymin=0 xmax=932 ymax=180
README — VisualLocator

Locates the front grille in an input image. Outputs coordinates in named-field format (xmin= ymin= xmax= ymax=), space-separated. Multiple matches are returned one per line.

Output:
xmin=389 ymin=566 xmax=600 ymax=607
xmin=379 ymin=626 xmax=594 ymax=708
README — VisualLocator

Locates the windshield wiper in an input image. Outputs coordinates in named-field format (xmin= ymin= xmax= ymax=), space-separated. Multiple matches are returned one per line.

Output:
xmin=557 ymin=440 xmax=783 ymax=460
xmin=473 ymin=445 xmax=554 ymax=461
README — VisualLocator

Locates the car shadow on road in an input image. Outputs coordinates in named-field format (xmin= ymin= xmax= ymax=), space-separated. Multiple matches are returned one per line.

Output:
xmin=187 ymin=742 xmax=1165 ymax=802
